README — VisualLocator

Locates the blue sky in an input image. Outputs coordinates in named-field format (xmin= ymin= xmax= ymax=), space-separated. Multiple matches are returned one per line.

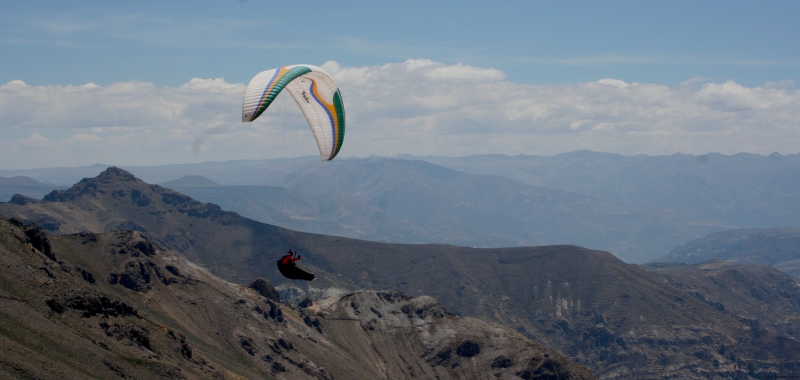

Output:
xmin=1 ymin=1 xmax=799 ymax=168
xmin=3 ymin=0 xmax=798 ymax=86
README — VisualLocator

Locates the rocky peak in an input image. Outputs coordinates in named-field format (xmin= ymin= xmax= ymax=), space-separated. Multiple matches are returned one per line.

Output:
xmin=96 ymin=166 xmax=139 ymax=182
xmin=43 ymin=167 xmax=143 ymax=202
xmin=8 ymin=194 xmax=38 ymax=205
xmin=33 ymin=167 xmax=227 ymax=222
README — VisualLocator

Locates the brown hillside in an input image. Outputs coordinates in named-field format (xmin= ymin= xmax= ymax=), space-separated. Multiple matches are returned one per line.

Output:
xmin=0 ymin=216 xmax=593 ymax=379
xmin=643 ymin=260 xmax=800 ymax=339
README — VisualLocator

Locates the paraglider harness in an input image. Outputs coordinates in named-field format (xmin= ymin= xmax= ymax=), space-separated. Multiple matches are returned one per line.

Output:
xmin=277 ymin=249 xmax=315 ymax=281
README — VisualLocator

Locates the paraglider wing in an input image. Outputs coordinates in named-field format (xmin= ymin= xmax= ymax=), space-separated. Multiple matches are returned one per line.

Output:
xmin=242 ymin=64 xmax=345 ymax=161
xmin=276 ymin=259 xmax=316 ymax=281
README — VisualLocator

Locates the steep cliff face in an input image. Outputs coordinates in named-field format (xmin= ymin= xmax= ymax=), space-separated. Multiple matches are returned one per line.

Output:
xmin=0 ymin=216 xmax=593 ymax=379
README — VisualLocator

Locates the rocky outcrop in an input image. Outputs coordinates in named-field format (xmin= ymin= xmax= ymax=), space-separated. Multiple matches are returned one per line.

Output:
xmin=247 ymin=277 xmax=281 ymax=302
xmin=8 ymin=217 xmax=55 ymax=260
xmin=8 ymin=194 xmax=37 ymax=205
xmin=109 ymin=233 xmax=185 ymax=292
xmin=302 ymin=290 xmax=595 ymax=380
xmin=43 ymin=167 xmax=137 ymax=202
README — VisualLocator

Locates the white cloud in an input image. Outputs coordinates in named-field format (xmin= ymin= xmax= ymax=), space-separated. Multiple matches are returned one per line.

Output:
xmin=322 ymin=60 xmax=800 ymax=157
xmin=68 ymin=133 xmax=102 ymax=143
xmin=597 ymin=79 xmax=631 ymax=88
xmin=1 ymin=59 xmax=799 ymax=169
xmin=23 ymin=132 xmax=48 ymax=143
xmin=521 ymin=54 xmax=800 ymax=68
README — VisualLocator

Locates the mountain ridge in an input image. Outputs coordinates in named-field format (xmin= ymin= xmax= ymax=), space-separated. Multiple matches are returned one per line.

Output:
xmin=160 ymin=175 xmax=223 ymax=188
xmin=654 ymin=227 xmax=800 ymax=278
xmin=0 ymin=175 xmax=63 ymax=204
xmin=417 ymin=151 xmax=800 ymax=228
xmin=0 ymin=175 xmax=52 ymax=187
xmin=2 ymin=154 xmax=748 ymax=263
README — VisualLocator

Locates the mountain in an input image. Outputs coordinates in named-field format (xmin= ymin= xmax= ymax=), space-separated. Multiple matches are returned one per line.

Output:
xmin=2 ymin=167 xmax=799 ymax=378
xmin=654 ymin=227 xmax=800 ymax=278
xmin=159 ymin=175 xmax=223 ymax=187
xmin=2 ymin=157 xmax=731 ymax=263
xmin=0 ymin=158 xmax=317 ymax=186
xmin=147 ymin=157 xmax=731 ymax=262
xmin=0 ymin=175 xmax=63 ymax=203
xmin=0 ymin=176 xmax=52 ymax=187
xmin=161 ymin=184 xmax=453 ymax=246
xmin=415 ymin=151 xmax=800 ymax=228
xmin=5 ymin=151 xmax=800 ymax=261
xmin=0 ymin=216 xmax=592 ymax=379
xmin=276 ymin=157 xmax=724 ymax=262
xmin=0 ymin=163 xmax=111 ymax=186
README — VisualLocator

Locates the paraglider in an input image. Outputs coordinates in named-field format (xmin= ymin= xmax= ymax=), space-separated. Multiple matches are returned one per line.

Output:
xmin=242 ymin=64 xmax=341 ymax=280
xmin=242 ymin=64 xmax=345 ymax=161
xmin=277 ymin=249 xmax=315 ymax=281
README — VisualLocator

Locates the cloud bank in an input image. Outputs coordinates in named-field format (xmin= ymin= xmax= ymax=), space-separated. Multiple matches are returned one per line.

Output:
xmin=1 ymin=59 xmax=798 ymax=168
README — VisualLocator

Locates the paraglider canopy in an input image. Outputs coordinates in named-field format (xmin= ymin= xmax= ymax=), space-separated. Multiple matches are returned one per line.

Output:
xmin=242 ymin=64 xmax=345 ymax=161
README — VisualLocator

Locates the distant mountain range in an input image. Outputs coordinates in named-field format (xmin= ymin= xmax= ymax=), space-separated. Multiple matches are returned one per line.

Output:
xmin=418 ymin=151 xmax=800 ymax=228
xmin=0 ymin=175 xmax=64 ymax=204
xmin=4 ymin=151 xmax=799 ymax=263
xmin=159 ymin=175 xmax=223 ymax=187
xmin=654 ymin=227 xmax=800 ymax=278
xmin=155 ymin=157 xmax=727 ymax=263
xmin=0 ymin=175 xmax=52 ymax=187
xmin=2 ymin=167 xmax=799 ymax=378
xmin=162 ymin=183 xmax=443 ymax=245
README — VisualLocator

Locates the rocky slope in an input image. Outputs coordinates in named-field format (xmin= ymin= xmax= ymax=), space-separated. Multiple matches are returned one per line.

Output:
xmin=2 ymin=167 xmax=800 ymax=378
xmin=643 ymin=260 xmax=800 ymax=339
xmin=0 ymin=216 xmax=593 ymax=379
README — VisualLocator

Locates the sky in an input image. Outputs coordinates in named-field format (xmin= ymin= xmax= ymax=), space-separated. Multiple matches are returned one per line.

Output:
xmin=1 ymin=0 xmax=799 ymax=169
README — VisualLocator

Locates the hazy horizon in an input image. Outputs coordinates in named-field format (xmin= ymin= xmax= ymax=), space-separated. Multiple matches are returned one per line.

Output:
xmin=2 ymin=149 xmax=800 ymax=172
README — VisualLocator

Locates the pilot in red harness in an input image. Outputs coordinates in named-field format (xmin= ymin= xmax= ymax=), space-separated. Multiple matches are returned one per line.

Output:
xmin=277 ymin=249 xmax=315 ymax=281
